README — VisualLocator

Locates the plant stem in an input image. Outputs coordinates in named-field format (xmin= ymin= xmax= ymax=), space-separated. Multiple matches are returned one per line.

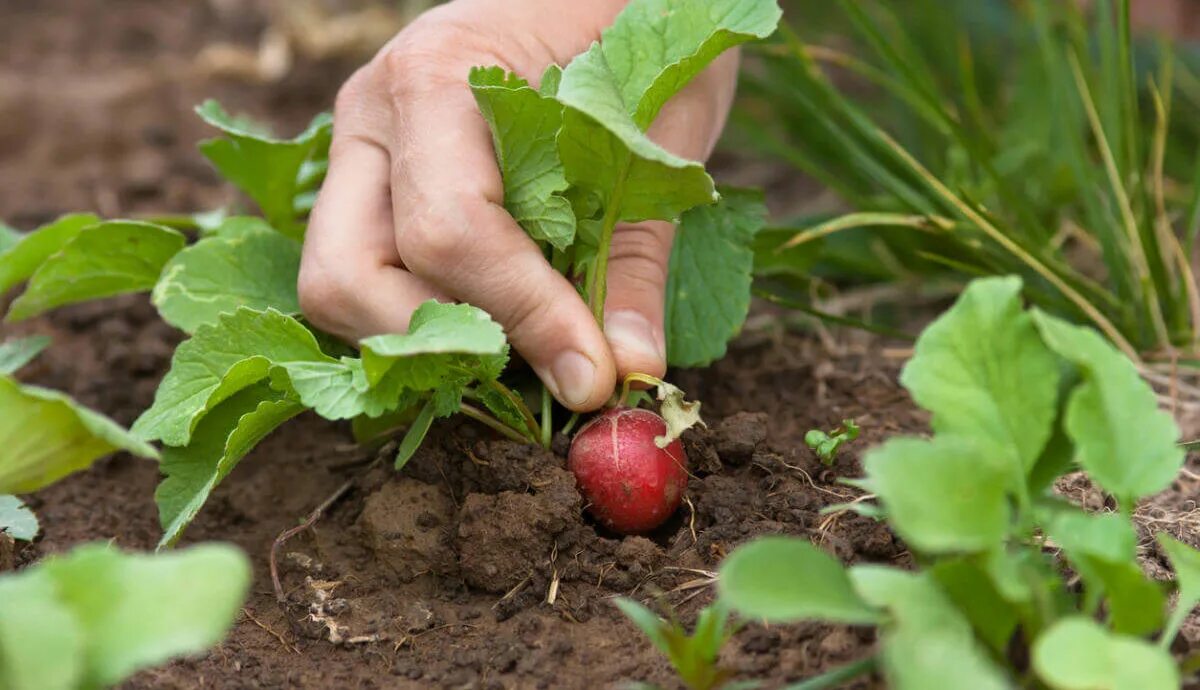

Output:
xmin=540 ymin=385 xmax=553 ymax=448
xmin=561 ymin=412 xmax=581 ymax=437
xmin=585 ymin=161 xmax=631 ymax=327
xmin=783 ymin=656 xmax=877 ymax=690
xmin=483 ymin=379 xmax=541 ymax=442
xmin=619 ymin=372 xmax=664 ymax=406
xmin=459 ymin=402 xmax=532 ymax=444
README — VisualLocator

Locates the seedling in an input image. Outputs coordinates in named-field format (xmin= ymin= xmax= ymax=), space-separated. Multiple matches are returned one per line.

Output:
xmin=615 ymin=598 xmax=752 ymax=690
xmin=720 ymin=277 xmax=1197 ymax=689
xmin=0 ymin=543 xmax=249 ymax=690
xmin=804 ymin=419 xmax=860 ymax=465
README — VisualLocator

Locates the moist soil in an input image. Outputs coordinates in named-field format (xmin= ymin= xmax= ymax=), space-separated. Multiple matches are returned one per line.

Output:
xmin=4 ymin=2 xmax=1200 ymax=689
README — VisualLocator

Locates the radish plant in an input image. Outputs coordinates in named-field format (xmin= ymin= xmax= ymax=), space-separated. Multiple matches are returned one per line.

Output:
xmin=0 ymin=0 xmax=781 ymax=547
xmin=720 ymin=277 xmax=1198 ymax=689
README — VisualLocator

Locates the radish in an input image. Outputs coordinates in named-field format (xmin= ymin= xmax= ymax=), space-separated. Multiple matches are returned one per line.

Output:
xmin=568 ymin=406 xmax=689 ymax=534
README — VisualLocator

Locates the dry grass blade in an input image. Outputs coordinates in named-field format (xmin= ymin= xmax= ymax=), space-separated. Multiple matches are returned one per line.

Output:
xmin=779 ymin=212 xmax=952 ymax=250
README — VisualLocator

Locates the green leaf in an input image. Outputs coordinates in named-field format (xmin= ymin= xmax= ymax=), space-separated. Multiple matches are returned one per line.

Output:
xmin=1032 ymin=310 xmax=1184 ymax=504
xmin=900 ymin=276 xmax=1060 ymax=479
xmin=152 ymin=225 xmax=302 ymax=333
xmin=1032 ymin=617 xmax=1178 ymax=690
xmin=0 ymin=495 xmax=38 ymax=541
xmin=0 ymin=375 xmax=158 ymax=494
xmin=613 ymin=598 xmax=673 ymax=656
xmin=394 ymin=397 xmax=437 ymax=471
xmin=40 ymin=543 xmax=248 ymax=688
xmin=849 ymin=567 xmax=1010 ymax=690
xmin=6 ymin=221 xmax=185 ymax=322
xmin=156 ymin=384 xmax=303 ymax=548
xmin=470 ymin=67 xmax=575 ymax=249
xmin=555 ymin=0 xmax=782 ymax=223
xmin=719 ymin=536 xmax=881 ymax=624
xmin=597 ymin=0 xmax=784 ymax=130
xmin=929 ymin=559 xmax=1019 ymax=655
xmin=0 ymin=335 xmax=51 ymax=374
xmin=862 ymin=436 xmax=1010 ymax=553
xmin=1158 ymin=534 xmax=1200 ymax=646
xmin=0 ymin=570 xmax=83 ymax=690
xmin=196 ymin=100 xmax=332 ymax=239
xmin=665 ymin=187 xmax=768 ymax=367
xmin=360 ymin=301 xmax=509 ymax=390
xmin=0 ymin=214 xmax=100 ymax=295
xmin=0 ymin=221 xmax=21 ymax=254
xmin=281 ymin=357 xmax=417 ymax=420
xmin=1045 ymin=508 xmax=1164 ymax=636
xmin=132 ymin=308 xmax=333 ymax=446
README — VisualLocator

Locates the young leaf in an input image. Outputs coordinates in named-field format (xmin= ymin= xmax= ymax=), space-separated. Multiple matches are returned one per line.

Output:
xmin=156 ymin=384 xmax=304 ymax=548
xmin=862 ymin=436 xmax=1010 ymax=553
xmin=719 ymin=536 xmax=881 ymax=624
xmin=0 ymin=495 xmax=38 ymax=541
xmin=929 ymin=559 xmax=1019 ymax=655
xmin=0 ymin=213 xmax=100 ymax=295
xmin=132 ymin=308 xmax=334 ymax=446
xmin=0 ymin=335 xmax=51 ymax=374
xmin=849 ymin=567 xmax=1010 ymax=690
xmin=0 ymin=571 xmax=82 ymax=690
xmin=0 ymin=375 xmax=158 ymax=494
xmin=1045 ymin=508 xmax=1164 ymax=636
xmin=360 ymin=301 xmax=509 ymax=390
xmin=665 ymin=188 xmax=768 ymax=367
xmin=470 ymin=67 xmax=575 ymax=249
xmin=152 ymin=225 xmax=302 ymax=333
xmin=1032 ymin=310 xmax=1184 ymax=504
xmin=1032 ymin=617 xmax=1178 ymax=690
xmin=555 ymin=0 xmax=781 ymax=223
xmin=6 ymin=221 xmax=185 ymax=322
xmin=900 ymin=276 xmax=1060 ymax=478
xmin=394 ymin=397 xmax=437 ymax=471
xmin=2 ymin=543 xmax=251 ymax=689
xmin=196 ymin=100 xmax=332 ymax=239
xmin=1157 ymin=534 xmax=1200 ymax=647
xmin=0 ymin=221 xmax=20 ymax=254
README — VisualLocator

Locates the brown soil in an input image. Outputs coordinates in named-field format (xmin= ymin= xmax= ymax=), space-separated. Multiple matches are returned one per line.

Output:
xmin=3 ymin=2 xmax=1199 ymax=690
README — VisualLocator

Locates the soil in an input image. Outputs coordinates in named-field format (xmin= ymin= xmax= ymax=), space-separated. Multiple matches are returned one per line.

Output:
xmin=3 ymin=2 xmax=1200 ymax=690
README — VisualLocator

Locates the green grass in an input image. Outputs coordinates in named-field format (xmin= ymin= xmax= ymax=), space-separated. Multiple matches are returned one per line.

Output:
xmin=739 ymin=0 xmax=1200 ymax=362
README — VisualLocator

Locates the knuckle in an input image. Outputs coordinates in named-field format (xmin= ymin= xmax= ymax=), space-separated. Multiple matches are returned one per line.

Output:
xmin=609 ymin=226 xmax=671 ymax=292
xmin=297 ymin=258 xmax=354 ymax=328
xmin=398 ymin=203 xmax=471 ymax=272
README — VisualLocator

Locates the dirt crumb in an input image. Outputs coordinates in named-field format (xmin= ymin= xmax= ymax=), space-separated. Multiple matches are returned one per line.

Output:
xmin=359 ymin=478 xmax=457 ymax=582
xmin=713 ymin=412 xmax=770 ymax=465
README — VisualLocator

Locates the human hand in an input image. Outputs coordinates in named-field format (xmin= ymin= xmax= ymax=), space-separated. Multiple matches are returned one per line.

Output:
xmin=298 ymin=0 xmax=739 ymax=411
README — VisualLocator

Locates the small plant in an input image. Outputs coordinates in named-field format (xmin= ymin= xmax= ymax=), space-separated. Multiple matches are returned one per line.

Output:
xmin=0 ymin=542 xmax=249 ymax=690
xmin=804 ymin=418 xmax=860 ymax=465
xmin=719 ymin=276 xmax=1196 ymax=689
xmin=615 ymin=598 xmax=751 ymax=690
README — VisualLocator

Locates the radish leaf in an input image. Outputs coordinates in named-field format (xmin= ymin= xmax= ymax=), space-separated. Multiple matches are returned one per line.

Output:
xmin=0 ymin=214 xmax=100 ymax=296
xmin=0 ymin=495 xmax=38 ymax=541
xmin=0 ymin=375 xmax=157 ymax=494
xmin=0 ymin=543 xmax=249 ymax=690
xmin=152 ymin=224 xmax=302 ymax=333
xmin=196 ymin=100 xmax=331 ymax=240
xmin=1032 ymin=310 xmax=1184 ymax=505
xmin=156 ymin=384 xmax=304 ymax=548
xmin=0 ymin=335 xmax=51 ymax=375
xmin=6 ymin=221 xmax=184 ymax=323
xmin=469 ymin=67 xmax=575 ymax=250
xmin=665 ymin=187 xmax=767 ymax=367
xmin=1033 ymin=617 xmax=1178 ymax=690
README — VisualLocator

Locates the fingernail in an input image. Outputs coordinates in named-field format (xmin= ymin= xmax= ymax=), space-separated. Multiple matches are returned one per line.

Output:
xmin=606 ymin=310 xmax=666 ymax=364
xmin=551 ymin=350 xmax=597 ymax=408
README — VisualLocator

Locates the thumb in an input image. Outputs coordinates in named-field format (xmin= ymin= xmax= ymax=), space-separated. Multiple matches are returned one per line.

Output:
xmin=604 ymin=220 xmax=674 ymax=381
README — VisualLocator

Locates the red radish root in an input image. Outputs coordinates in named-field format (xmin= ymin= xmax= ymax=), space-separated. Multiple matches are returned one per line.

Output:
xmin=568 ymin=407 xmax=688 ymax=534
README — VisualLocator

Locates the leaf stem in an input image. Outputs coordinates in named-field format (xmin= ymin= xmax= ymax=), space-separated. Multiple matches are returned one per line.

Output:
xmin=784 ymin=656 xmax=877 ymax=690
xmin=483 ymin=379 xmax=541 ymax=442
xmin=586 ymin=159 xmax=632 ymax=327
xmin=459 ymin=402 xmax=533 ymax=444
xmin=561 ymin=412 xmax=581 ymax=437
xmin=619 ymin=372 xmax=665 ymax=407
xmin=540 ymin=385 xmax=553 ymax=449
